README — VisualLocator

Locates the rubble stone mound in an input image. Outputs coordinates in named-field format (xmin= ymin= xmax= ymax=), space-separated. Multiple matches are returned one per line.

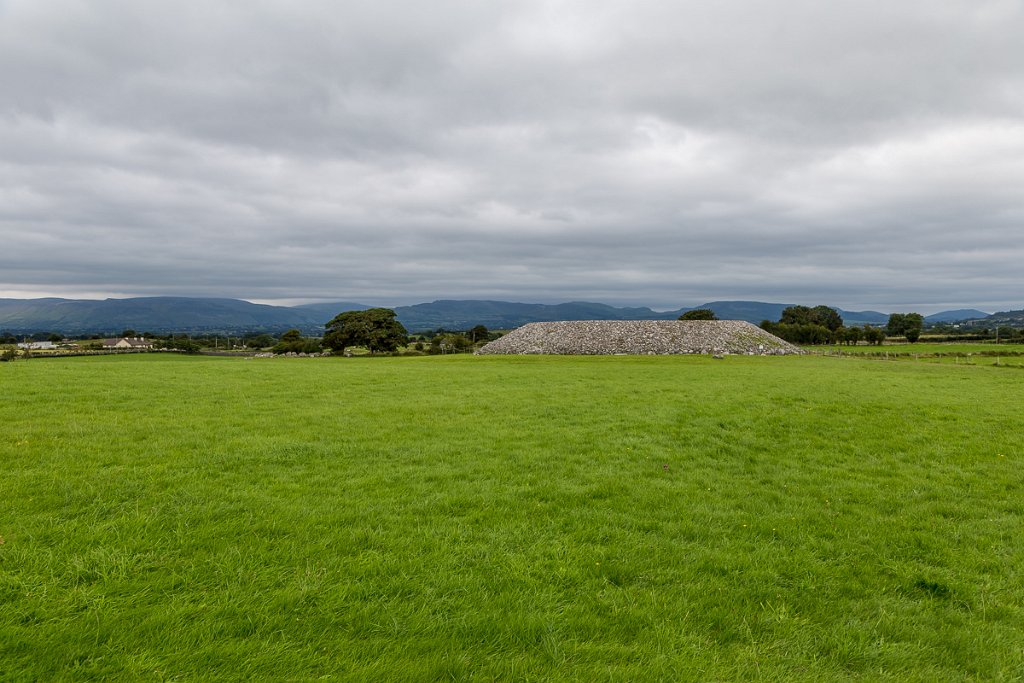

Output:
xmin=475 ymin=320 xmax=803 ymax=356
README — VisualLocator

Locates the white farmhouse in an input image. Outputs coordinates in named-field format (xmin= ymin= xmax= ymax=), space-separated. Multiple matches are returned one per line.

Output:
xmin=102 ymin=337 xmax=155 ymax=350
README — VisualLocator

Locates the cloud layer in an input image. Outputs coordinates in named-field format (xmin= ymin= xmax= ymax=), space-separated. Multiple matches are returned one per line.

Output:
xmin=2 ymin=0 xmax=1022 ymax=312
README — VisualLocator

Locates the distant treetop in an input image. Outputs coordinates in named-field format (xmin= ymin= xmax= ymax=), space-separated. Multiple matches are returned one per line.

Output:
xmin=679 ymin=309 xmax=718 ymax=321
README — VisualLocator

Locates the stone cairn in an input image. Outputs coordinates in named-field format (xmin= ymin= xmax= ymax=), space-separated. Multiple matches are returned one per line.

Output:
xmin=475 ymin=320 xmax=803 ymax=356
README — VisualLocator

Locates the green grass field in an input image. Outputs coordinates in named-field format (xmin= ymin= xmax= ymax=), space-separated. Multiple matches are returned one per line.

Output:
xmin=2 ymin=354 xmax=1022 ymax=681
xmin=811 ymin=343 xmax=1024 ymax=368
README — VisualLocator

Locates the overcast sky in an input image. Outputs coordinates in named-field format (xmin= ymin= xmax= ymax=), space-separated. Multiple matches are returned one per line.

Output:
xmin=1 ymin=0 xmax=1022 ymax=313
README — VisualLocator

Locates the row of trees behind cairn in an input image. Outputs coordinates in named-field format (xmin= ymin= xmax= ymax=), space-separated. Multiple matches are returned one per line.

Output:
xmin=758 ymin=305 xmax=923 ymax=345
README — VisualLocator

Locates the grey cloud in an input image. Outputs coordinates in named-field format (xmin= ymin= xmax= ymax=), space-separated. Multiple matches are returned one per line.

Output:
xmin=1 ymin=0 xmax=1023 ymax=313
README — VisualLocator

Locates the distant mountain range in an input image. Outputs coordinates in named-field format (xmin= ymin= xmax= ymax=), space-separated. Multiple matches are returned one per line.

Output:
xmin=0 ymin=296 xmax=997 ymax=335
xmin=0 ymin=297 xmax=326 ymax=334
xmin=924 ymin=309 xmax=990 ymax=323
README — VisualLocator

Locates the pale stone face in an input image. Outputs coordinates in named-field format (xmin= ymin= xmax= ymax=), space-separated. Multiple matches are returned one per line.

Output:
xmin=476 ymin=320 xmax=802 ymax=356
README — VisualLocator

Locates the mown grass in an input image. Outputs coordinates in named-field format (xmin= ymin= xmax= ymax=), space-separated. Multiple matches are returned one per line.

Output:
xmin=1 ymin=354 xmax=1022 ymax=681
xmin=811 ymin=343 xmax=1024 ymax=368
xmin=815 ymin=342 xmax=1021 ymax=355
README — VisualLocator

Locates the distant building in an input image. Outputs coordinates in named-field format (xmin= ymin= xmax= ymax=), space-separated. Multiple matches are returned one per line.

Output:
xmin=102 ymin=337 xmax=154 ymax=350
xmin=16 ymin=341 xmax=55 ymax=350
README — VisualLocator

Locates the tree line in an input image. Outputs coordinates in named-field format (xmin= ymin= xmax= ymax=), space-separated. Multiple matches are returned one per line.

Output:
xmin=6 ymin=304 xmax=1023 ymax=358
xmin=0 ymin=314 xmax=499 ymax=357
xmin=757 ymin=305 xmax=921 ymax=345
xmin=262 ymin=309 xmax=497 ymax=356
xmin=321 ymin=308 xmax=496 ymax=355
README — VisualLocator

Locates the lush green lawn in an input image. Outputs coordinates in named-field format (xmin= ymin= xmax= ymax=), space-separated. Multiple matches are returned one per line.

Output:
xmin=2 ymin=354 xmax=1022 ymax=681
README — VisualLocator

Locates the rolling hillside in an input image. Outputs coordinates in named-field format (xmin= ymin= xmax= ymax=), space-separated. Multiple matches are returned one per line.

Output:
xmin=925 ymin=309 xmax=991 ymax=323
xmin=0 ymin=297 xmax=326 ymax=334
xmin=0 ymin=296 xmax=1005 ymax=334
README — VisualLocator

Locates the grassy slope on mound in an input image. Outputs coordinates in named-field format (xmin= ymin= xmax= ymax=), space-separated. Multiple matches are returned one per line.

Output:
xmin=1 ymin=354 xmax=1022 ymax=681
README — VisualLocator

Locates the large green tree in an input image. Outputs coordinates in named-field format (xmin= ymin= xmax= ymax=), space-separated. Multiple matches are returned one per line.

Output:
xmin=862 ymin=325 xmax=886 ymax=345
xmin=886 ymin=313 xmax=924 ymax=343
xmin=767 ymin=304 xmax=844 ymax=345
xmin=323 ymin=308 xmax=408 ymax=354
xmin=779 ymin=305 xmax=813 ymax=325
xmin=811 ymin=306 xmax=843 ymax=332
xmin=843 ymin=326 xmax=863 ymax=345
xmin=780 ymin=305 xmax=843 ymax=331
xmin=469 ymin=325 xmax=490 ymax=343
xmin=760 ymin=320 xmax=831 ymax=345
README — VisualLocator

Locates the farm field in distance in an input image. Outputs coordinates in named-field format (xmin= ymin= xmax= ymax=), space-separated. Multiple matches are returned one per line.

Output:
xmin=2 ymin=354 xmax=1022 ymax=680
xmin=811 ymin=342 xmax=1024 ymax=368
